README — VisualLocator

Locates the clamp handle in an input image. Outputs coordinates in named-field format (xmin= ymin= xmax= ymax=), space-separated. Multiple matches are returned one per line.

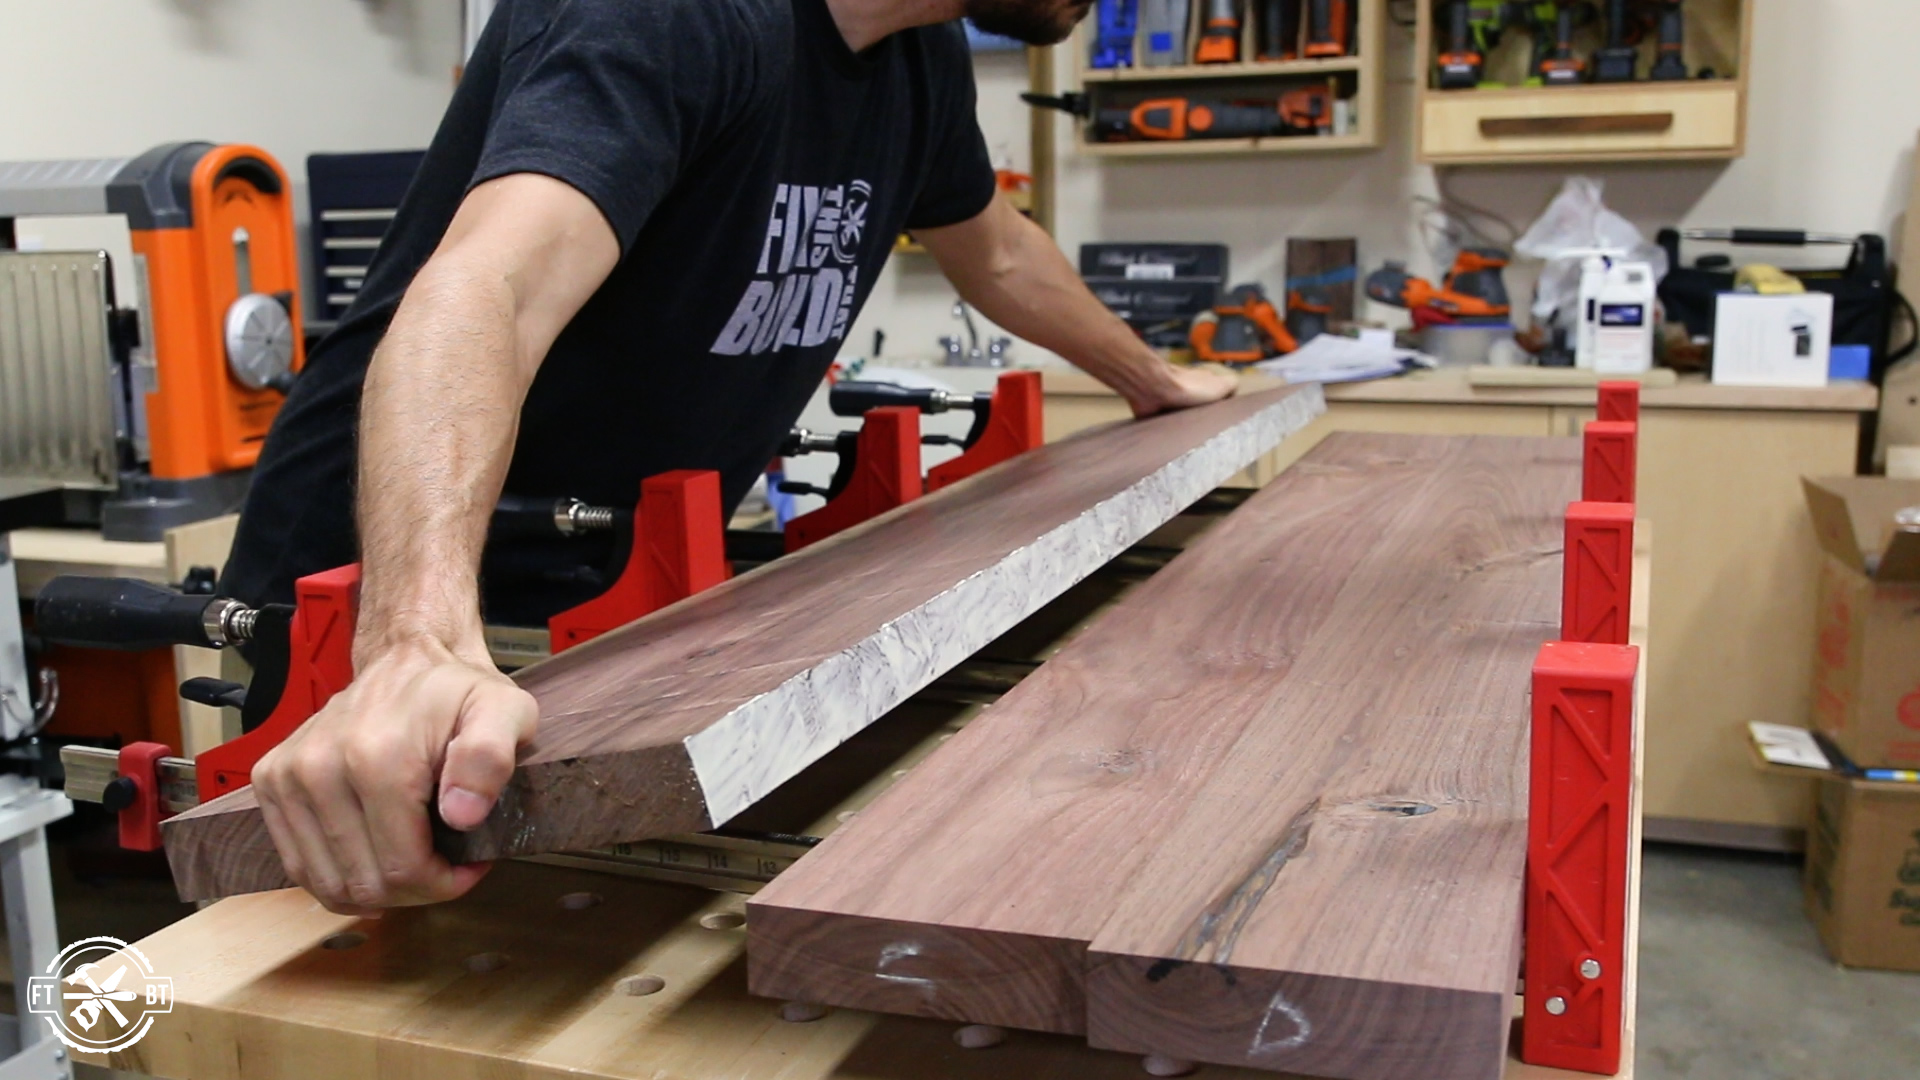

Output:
xmin=34 ymin=577 xmax=223 ymax=651
xmin=829 ymin=381 xmax=988 ymax=418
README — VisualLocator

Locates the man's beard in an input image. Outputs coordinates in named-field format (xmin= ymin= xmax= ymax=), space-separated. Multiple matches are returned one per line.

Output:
xmin=965 ymin=0 xmax=1093 ymax=46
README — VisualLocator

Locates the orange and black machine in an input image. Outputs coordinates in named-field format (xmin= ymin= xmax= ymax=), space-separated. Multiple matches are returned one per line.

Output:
xmin=0 ymin=142 xmax=305 ymax=541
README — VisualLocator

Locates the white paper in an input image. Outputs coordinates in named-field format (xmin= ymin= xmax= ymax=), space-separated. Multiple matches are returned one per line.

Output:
xmin=1749 ymin=722 xmax=1833 ymax=771
xmin=1255 ymin=334 xmax=1430 ymax=385
xmin=1712 ymin=292 xmax=1833 ymax=388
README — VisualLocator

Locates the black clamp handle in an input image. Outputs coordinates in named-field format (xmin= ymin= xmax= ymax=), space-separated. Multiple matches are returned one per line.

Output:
xmin=828 ymin=381 xmax=990 ymax=418
xmin=34 ymin=578 xmax=224 ymax=651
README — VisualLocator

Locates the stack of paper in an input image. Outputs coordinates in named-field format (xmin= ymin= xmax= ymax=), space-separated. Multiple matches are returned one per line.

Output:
xmin=1254 ymin=334 xmax=1430 ymax=385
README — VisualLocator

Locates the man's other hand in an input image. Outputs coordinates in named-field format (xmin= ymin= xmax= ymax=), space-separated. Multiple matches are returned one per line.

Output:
xmin=1126 ymin=363 xmax=1239 ymax=419
xmin=251 ymin=644 xmax=537 ymax=914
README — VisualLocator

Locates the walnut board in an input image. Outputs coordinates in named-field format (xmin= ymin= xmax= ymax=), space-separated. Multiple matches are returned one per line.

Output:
xmin=748 ymin=433 xmax=1578 ymax=1080
xmin=78 ymin=471 xmax=1644 ymax=1080
xmin=160 ymin=385 xmax=1325 ymax=901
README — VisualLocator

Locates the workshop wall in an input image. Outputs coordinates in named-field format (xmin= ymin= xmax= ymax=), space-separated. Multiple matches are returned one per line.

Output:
xmin=0 ymin=0 xmax=459 ymax=301
xmin=853 ymin=0 xmax=1920 ymax=365
xmin=3 ymin=1 xmax=1914 ymax=367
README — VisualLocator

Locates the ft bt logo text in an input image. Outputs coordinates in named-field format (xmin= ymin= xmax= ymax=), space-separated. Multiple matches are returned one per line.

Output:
xmin=28 ymin=936 xmax=173 ymax=1054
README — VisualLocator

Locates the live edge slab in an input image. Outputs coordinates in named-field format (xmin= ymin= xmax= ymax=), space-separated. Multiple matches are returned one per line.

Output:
xmin=748 ymin=433 xmax=1579 ymax=1080
xmin=160 ymin=384 xmax=1326 ymax=901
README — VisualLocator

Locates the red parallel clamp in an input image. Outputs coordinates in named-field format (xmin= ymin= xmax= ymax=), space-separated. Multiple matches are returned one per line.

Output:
xmin=549 ymin=471 xmax=729 ymax=653
xmin=1582 ymin=421 xmax=1637 ymax=505
xmin=1524 ymin=640 xmax=1640 ymax=1076
xmin=1563 ymin=502 xmax=1635 ymax=646
xmin=109 ymin=741 xmax=174 ymax=852
xmin=926 ymin=371 xmax=1044 ymax=492
xmin=784 ymin=406 xmax=923 ymax=553
xmin=195 ymin=564 xmax=360 ymax=803
xmin=1597 ymin=380 xmax=1640 ymax=424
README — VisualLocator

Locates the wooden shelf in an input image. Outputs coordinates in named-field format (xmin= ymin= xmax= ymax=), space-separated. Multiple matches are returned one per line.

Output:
xmin=1068 ymin=0 xmax=1385 ymax=159
xmin=1414 ymin=0 xmax=1751 ymax=165
xmin=1080 ymin=55 xmax=1362 ymax=83
xmin=1079 ymin=132 xmax=1377 ymax=158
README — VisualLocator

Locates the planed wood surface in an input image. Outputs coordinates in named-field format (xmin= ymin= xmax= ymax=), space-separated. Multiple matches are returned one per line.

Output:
xmin=76 ymin=453 xmax=1643 ymax=1080
xmin=748 ymin=433 xmax=1577 ymax=1079
xmin=161 ymin=386 xmax=1324 ymax=901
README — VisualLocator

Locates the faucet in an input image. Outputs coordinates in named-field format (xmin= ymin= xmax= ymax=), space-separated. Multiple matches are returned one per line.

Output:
xmin=942 ymin=301 xmax=1012 ymax=367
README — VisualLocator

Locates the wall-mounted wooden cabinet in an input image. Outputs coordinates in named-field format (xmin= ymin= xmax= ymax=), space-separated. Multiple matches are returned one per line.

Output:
xmin=1415 ymin=0 xmax=1751 ymax=165
xmin=1064 ymin=0 xmax=1385 ymax=159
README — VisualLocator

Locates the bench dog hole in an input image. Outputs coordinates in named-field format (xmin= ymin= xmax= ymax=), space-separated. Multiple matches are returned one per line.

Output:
xmin=700 ymin=911 xmax=746 ymax=931
xmin=616 ymin=974 xmax=666 ymax=997
xmin=465 ymin=952 xmax=509 ymax=974
xmin=321 ymin=932 xmax=366 ymax=951
xmin=559 ymin=891 xmax=604 ymax=911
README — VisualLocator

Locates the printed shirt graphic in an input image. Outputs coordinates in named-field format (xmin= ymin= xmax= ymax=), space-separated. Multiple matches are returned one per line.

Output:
xmin=714 ymin=180 xmax=874 ymax=356
xmin=219 ymin=0 xmax=997 ymax=625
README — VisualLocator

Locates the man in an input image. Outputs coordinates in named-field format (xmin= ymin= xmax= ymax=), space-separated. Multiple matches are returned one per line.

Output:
xmin=228 ymin=0 xmax=1235 ymax=916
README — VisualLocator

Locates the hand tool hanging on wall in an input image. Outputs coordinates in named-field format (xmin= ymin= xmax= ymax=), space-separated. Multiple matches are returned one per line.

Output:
xmin=1257 ymin=0 xmax=1302 ymax=60
xmin=1537 ymin=0 xmax=1591 ymax=84
xmin=1090 ymin=0 xmax=1140 ymax=68
xmin=1140 ymin=0 xmax=1192 ymax=66
xmin=1646 ymin=0 xmax=1688 ymax=80
xmin=1022 ymin=86 xmax=1333 ymax=142
xmin=1435 ymin=0 xmax=1486 ymax=88
xmin=1189 ymin=284 xmax=1300 ymax=364
xmin=1195 ymin=0 xmax=1243 ymax=63
xmin=1302 ymin=0 xmax=1350 ymax=57
xmin=1591 ymin=0 xmax=1639 ymax=81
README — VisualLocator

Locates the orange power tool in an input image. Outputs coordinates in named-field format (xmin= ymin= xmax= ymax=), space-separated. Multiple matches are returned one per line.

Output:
xmin=1197 ymin=0 xmax=1244 ymax=63
xmin=1365 ymin=248 xmax=1513 ymax=329
xmin=1064 ymin=85 xmax=1333 ymax=141
xmin=1190 ymin=284 xmax=1300 ymax=364
xmin=1303 ymin=0 xmax=1351 ymax=57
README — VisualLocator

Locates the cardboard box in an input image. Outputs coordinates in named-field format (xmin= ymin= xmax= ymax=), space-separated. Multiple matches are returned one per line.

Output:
xmin=1804 ymin=774 xmax=1920 ymax=972
xmin=1712 ymin=291 xmax=1834 ymax=387
xmin=1803 ymin=476 xmax=1920 ymax=768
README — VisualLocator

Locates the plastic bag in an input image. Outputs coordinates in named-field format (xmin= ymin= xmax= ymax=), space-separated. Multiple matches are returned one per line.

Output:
xmin=1515 ymin=177 xmax=1668 ymax=325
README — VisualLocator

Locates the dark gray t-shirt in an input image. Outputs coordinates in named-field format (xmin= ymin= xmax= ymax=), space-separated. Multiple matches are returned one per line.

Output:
xmin=225 ymin=0 xmax=997 ymax=618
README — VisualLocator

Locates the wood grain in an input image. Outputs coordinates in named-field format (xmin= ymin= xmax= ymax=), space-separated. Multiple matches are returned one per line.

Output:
xmin=77 ymin=511 xmax=1648 ymax=1080
xmin=160 ymin=386 xmax=1324 ymax=901
xmin=1083 ymin=437 xmax=1574 ymax=1080
xmin=748 ymin=434 xmax=1576 ymax=1079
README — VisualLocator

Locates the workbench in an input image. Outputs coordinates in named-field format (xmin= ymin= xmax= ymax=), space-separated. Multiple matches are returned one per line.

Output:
xmin=1048 ymin=366 xmax=1876 ymax=851
xmin=76 ymin=460 xmax=1650 ymax=1080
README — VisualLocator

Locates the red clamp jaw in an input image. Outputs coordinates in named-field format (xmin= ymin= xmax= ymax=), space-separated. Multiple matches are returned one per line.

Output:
xmin=194 ymin=565 xmax=360 ymax=803
xmin=1523 ymin=399 xmax=1641 ymax=1075
xmin=926 ymin=371 xmax=1044 ymax=492
xmin=549 ymin=470 xmax=730 ymax=653
xmin=784 ymin=406 xmax=924 ymax=552
xmin=111 ymin=742 xmax=174 ymax=852
xmin=1524 ymin=640 xmax=1639 ymax=1075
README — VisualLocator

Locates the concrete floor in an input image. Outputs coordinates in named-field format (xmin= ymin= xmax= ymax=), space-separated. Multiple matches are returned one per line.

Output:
xmin=26 ymin=830 xmax=1920 ymax=1079
xmin=1637 ymin=843 xmax=1920 ymax=1080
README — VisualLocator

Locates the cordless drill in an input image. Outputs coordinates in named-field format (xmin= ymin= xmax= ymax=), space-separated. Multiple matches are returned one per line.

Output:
xmin=1436 ymin=1 xmax=1509 ymax=90
xmin=1591 ymin=0 xmax=1639 ymax=82
xmin=1197 ymin=0 xmax=1243 ymax=63
xmin=1258 ymin=0 xmax=1302 ymax=61
xmin=1303 ymin=0 xmax=1350 ymax=57
xmin=1537 ymin=0 xmax=1591 ymax=85
xmin=1646 ymin=0 xmax=1688 ymax=80
xmin=1090 ymin=0 xmax=1141 ymax=69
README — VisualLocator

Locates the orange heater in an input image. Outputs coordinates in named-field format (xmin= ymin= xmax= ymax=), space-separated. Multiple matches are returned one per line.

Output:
xmin=0 ymin=142 xmax=305 ymax=540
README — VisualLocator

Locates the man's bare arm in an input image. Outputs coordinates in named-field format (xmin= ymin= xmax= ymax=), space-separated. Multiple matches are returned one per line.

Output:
xmin=251 ymin=174 xmax=619 ymax=915
xmin=915 ymin=196 xmax=1235 ymax=417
